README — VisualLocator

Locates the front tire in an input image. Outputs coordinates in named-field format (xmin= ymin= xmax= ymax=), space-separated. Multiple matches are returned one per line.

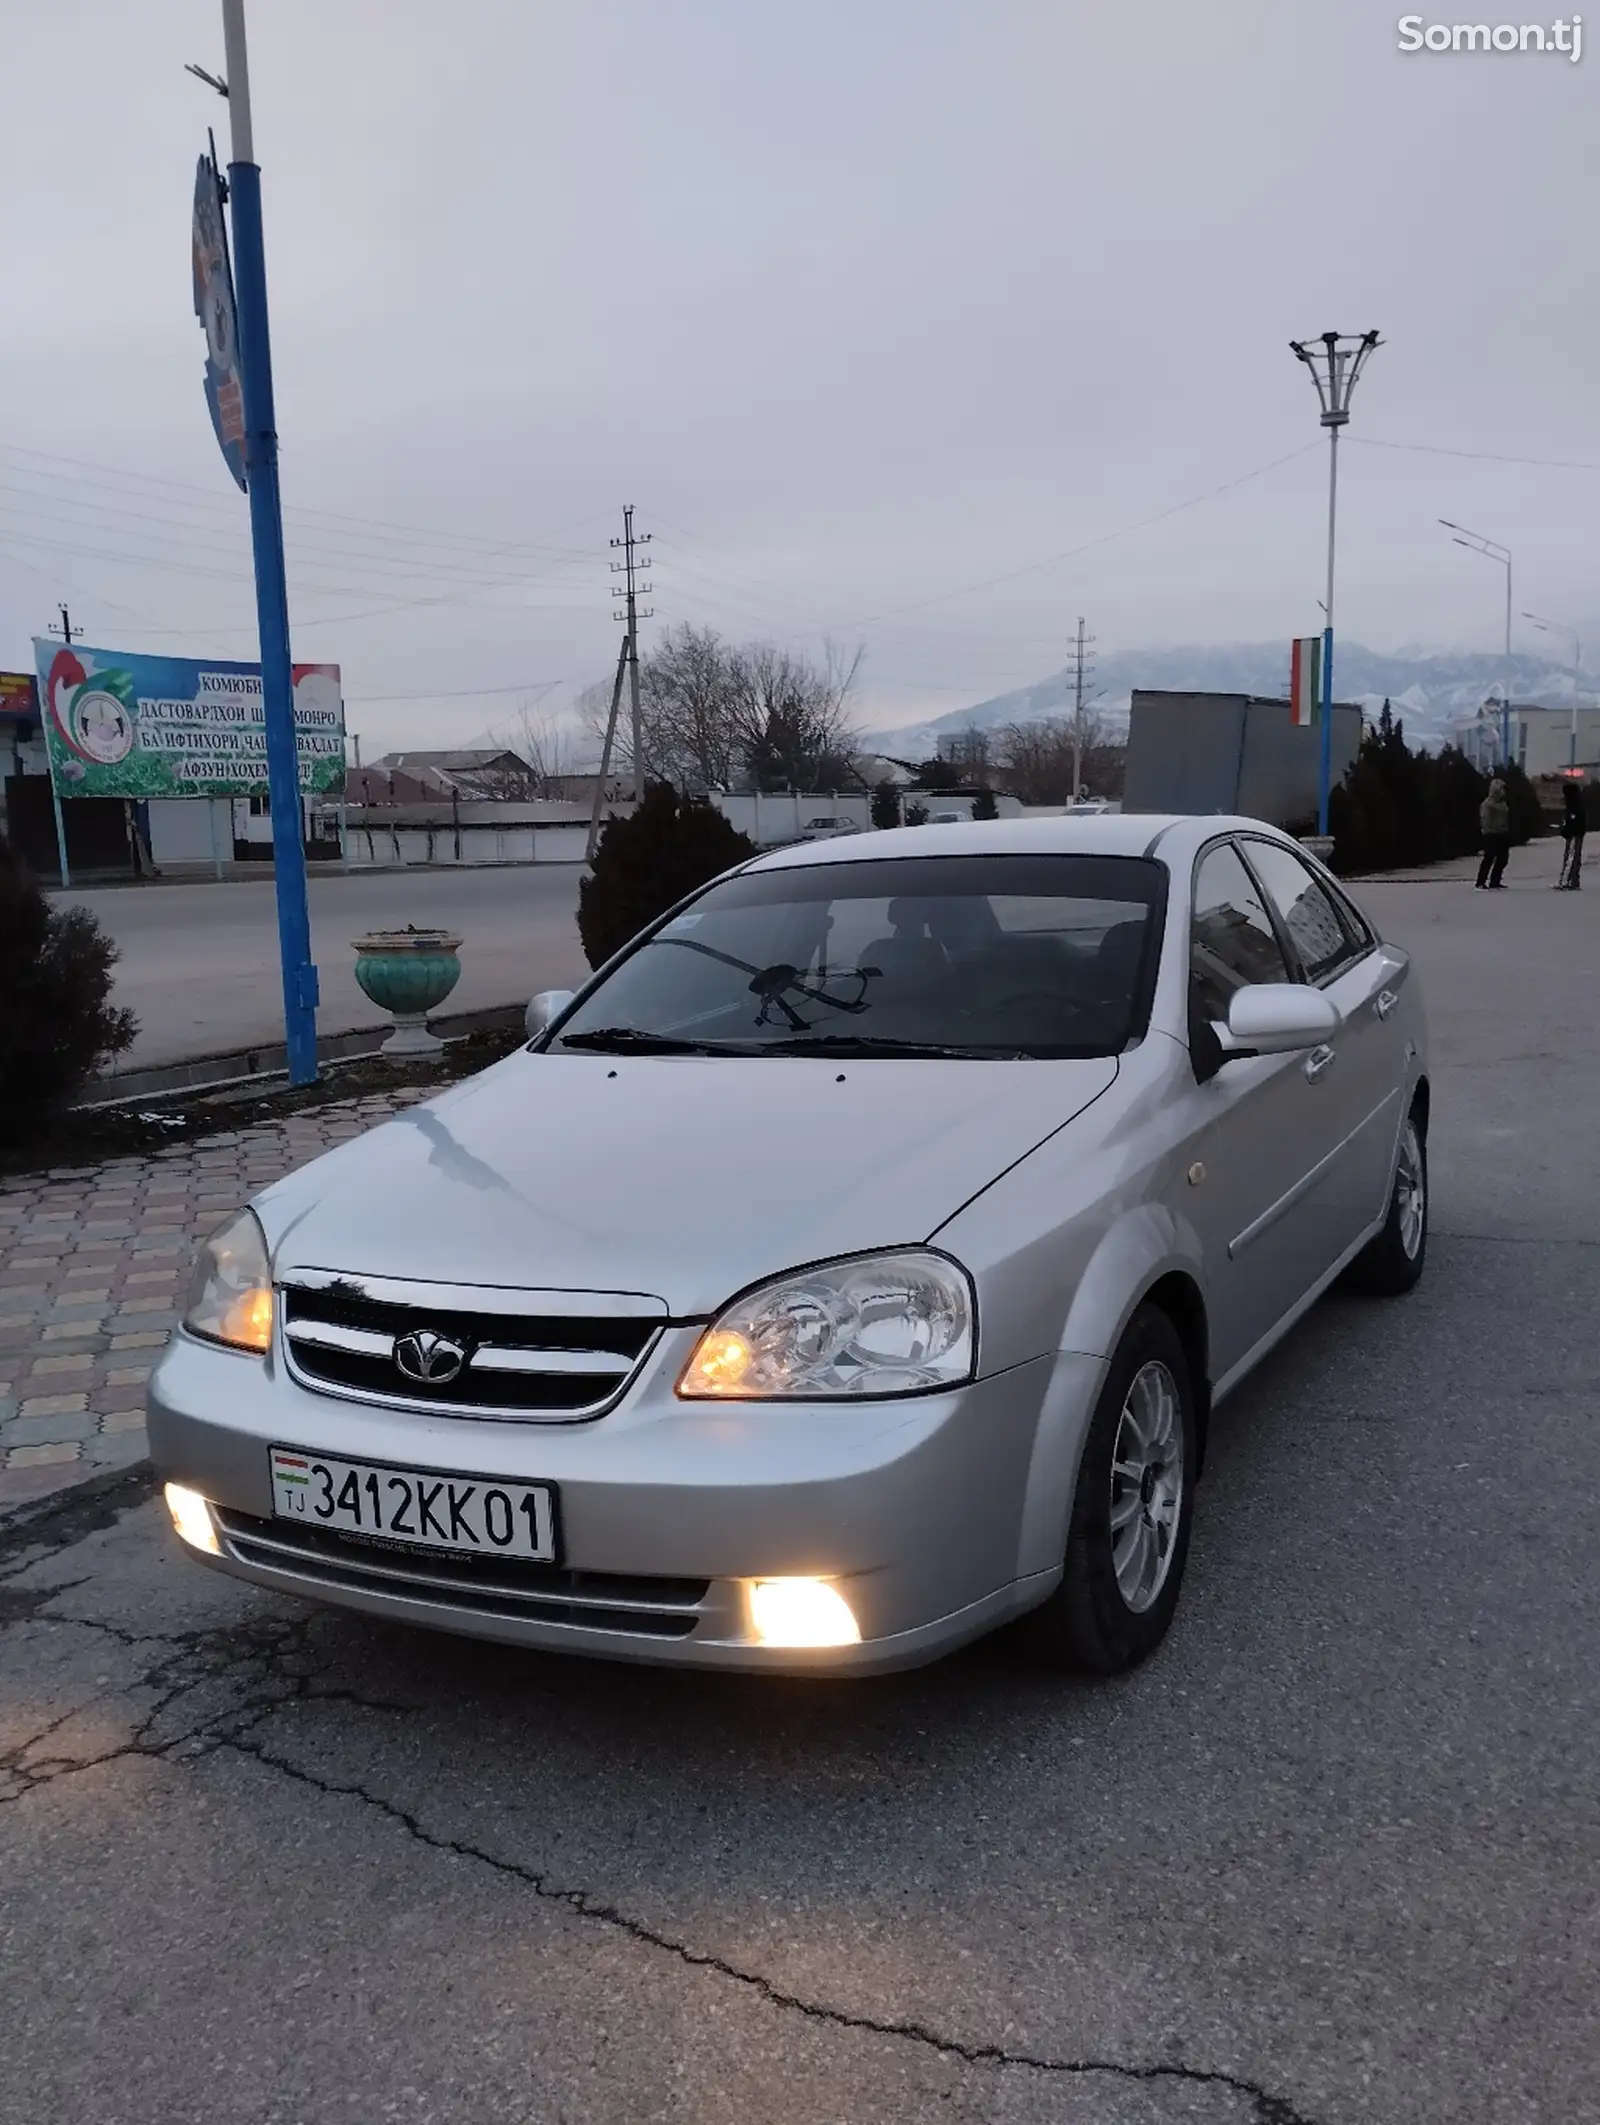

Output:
xmin=1022 ymin=1305 xmax=1197 ymax=1674
xmin=1343 ymin=1109 xmax=1428 ymax=1297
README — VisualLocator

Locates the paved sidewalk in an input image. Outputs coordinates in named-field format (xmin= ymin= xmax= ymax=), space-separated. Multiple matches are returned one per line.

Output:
xmin=0 ymin=1091 xmax=429 ymax=1509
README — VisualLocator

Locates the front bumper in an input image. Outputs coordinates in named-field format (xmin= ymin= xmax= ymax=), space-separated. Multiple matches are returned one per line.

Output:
xmin=148 ymin=1326 xmax=1103 ymax=1674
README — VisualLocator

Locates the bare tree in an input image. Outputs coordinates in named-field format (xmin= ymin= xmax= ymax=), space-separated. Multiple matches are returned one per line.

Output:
xmin=641 ymin=624 xmax=745 ymax=789
xmin=584 ymin=623 xmax=865 ymax=794
xmin=471 ymin=705 xmax=583 ymax=796
xmin=732 ymin=639 xmax=862 ymax=791
xmin=994 ymin=713 xmax=1124 ymax=804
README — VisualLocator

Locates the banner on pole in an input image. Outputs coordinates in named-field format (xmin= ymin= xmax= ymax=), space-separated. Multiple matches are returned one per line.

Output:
xmin=33 ymin=640 xmax=344 ymax=799
xmin=1289 ymin=636 xmax=1322 ymax=727
xmin=193 ymin=150 xmax=247 ymax=492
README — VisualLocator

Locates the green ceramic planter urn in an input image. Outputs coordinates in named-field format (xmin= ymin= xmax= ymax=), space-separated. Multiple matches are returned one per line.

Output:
xmin=351 ymin=929 xmax=463 ymax=1057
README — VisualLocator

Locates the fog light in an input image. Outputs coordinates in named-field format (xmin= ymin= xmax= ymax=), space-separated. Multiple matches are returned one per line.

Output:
xmin=164 ymin=1482 xmax=220 ymax=1556
xmin=747 ymin=1577 xmax=860 ymax=1649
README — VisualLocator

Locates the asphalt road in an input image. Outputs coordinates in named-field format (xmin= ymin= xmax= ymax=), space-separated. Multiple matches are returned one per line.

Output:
xmin=3 ymin=837 xmax=1595 ymax=2125
xmin=65 ymin=866 xmax=590 ymax=1068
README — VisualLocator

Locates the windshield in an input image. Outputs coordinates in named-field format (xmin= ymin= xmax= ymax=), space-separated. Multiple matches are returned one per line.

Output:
xmin=551 ymin=853 xmax=1165 ymax=1059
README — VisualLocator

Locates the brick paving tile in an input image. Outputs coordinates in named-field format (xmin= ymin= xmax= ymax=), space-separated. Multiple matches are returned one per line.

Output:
xmin=3 ymin=1412 xmax=98 ymax=1447
xmin=0 ymin=1092 xmax=411 ymax=1512
xmin=8 ymin=1442 xmax=81 ymax=1469
xmin=19 ymin=1392 xmax=89 ymax=1417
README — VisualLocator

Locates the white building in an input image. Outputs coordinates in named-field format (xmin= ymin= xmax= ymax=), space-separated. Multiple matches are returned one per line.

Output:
xmin=1453 ymin=701 xmax=1600 ymax=776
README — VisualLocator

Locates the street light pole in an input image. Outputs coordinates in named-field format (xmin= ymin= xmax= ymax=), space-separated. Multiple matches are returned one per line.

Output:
xmin=1441 ymin=521 xmax=1514 ymax=770
xmin=1290 ymin=331 xmax=1381 ymax=836
xmin=1523 ymin=611 xmax=1582 ymax=770
xmin=219 ymin=0 xmax=319 ymax=1084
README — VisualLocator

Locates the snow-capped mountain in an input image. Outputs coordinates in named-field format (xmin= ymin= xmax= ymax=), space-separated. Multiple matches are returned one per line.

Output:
xmin=860 ymin=644 xmax=1594 ymax=759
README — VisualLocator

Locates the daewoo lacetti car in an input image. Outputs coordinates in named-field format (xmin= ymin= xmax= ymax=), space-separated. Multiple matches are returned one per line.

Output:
xmin=151 ymin=816 xmax=1428 ymax=1676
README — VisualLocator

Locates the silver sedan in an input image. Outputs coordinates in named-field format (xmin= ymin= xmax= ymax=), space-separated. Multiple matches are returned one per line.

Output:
xmin=150 ymin=815 xmax=1428 ymax=1676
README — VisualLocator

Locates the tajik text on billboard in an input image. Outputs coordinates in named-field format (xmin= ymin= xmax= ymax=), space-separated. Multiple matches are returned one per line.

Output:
xmin=34 ymin=641 xmax=344 ymax=799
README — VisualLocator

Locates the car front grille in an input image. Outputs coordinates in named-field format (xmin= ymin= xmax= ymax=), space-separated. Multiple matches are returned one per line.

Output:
xmin=215 ymin=1507 xmax=710 ymax=1639
xmin=279 ymin=1274 xmax=666 ymax=1421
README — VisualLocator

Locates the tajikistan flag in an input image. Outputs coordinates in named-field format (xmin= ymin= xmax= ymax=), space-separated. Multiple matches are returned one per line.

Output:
xmin=1290 ymin=636 xmax=1322 ymax=727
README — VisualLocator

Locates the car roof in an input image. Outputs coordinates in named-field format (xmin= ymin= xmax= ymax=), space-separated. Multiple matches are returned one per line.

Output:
xmin=741 ymin=812 xmax=1295 ymax=875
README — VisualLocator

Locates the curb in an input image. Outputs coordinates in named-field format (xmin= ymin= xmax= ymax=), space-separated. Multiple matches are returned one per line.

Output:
xmin=76 ymin=1001 xmax=527 ymax=1110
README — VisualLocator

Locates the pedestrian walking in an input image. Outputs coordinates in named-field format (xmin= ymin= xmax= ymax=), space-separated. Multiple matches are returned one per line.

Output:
xmin=1556 ymin=779 xmax=1586 ymax=890
xmin=1476 ymin=774 xmax=1512 ymax=889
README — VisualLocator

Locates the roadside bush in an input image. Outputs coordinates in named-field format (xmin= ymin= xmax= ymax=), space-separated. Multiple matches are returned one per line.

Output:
xmin=0 ymin=835 xmax=137 ymax=1144
xmin=577 ymin=783 xmax=756 ymax=970
xmin=971 ymin=786 xmax=999 ymax=820
xmin=903 ymin=801 xmax=930 ymax=826
xmin=869 ymin=778 xmax=901 ymax=830
xmin=1327 ymin=703 xmax=1546 ymax=877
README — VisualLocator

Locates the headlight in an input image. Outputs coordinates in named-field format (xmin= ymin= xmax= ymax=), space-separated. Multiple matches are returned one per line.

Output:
xmin=678 ymin=1250 xmax=974 ymax=1400
xmin=182 ymin=1208 xmax=274 ymax=1354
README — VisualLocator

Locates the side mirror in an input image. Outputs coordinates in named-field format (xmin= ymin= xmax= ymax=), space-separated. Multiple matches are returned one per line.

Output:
xmin=526 ymin=989 xmax=576 ymax=1040
xmin=1217 ymin=982 xmax=1340 ymax=1058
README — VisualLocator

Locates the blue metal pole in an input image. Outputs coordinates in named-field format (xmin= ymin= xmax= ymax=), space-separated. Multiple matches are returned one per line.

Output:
xmin=1319 ymin=623 xmax=1334 ymax=834
xmin=223 ymin=31 xmax=318 ymax=1084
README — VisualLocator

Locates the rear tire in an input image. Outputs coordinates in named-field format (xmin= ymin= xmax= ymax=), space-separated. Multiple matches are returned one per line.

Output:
xmin=1343 ymin=1108 xmax=1428 ymax=1297
xmin=1021 ymin=1305 xmax=1197 ymax=1675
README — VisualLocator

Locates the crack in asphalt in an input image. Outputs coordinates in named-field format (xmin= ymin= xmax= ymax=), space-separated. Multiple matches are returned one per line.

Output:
xmin=221 ymin=1721 xmax=1322 ymax=2124
xmin=1 ymin=1576 xmax=1323 ymax=2125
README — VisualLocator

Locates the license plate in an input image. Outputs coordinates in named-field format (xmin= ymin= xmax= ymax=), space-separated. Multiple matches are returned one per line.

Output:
xmin=269 ymin=1446 xmax=558 ymax=1562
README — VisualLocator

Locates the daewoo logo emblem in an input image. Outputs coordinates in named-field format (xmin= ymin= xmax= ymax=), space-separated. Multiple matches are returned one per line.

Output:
xmin=393 ymin=1330 xmax=467 ymax=1385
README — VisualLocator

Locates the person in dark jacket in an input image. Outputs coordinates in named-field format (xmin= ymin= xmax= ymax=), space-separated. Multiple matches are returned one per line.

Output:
xmin=1557 ymin=779 xmax=1586 ymax=890
xmin=1475 ymin=775 xmax=1511 ymax=889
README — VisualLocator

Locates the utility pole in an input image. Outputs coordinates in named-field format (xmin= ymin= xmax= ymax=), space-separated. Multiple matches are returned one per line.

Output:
xmin=1066 ymin=617 xmax=1095 ymax=800
xmin=1290 ymin=331 xmax=1382 ymax=835
xmin=586 ymin=634 xmax=633 ymax=863
xmin=53 ymin=603 xmax=76 ymax=646
xmin=610 ymin=505 xmax=652 ymax=804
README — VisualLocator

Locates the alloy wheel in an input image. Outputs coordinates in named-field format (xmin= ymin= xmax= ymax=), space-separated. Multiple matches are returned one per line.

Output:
xmin=1109 ymin=1360 xmax=1185 ymax=1613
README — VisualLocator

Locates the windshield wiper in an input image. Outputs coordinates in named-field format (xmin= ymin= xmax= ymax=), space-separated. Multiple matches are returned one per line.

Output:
xmin=763 ymin=1034 xmax=1025 ymax=1060
xmin=555 ymin=1027 xmax=752 ymax=1056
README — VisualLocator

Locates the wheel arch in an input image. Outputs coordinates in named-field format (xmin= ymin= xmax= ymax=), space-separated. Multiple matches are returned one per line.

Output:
xmin=1138 ymin=1270 xmax=1212 ymax=1475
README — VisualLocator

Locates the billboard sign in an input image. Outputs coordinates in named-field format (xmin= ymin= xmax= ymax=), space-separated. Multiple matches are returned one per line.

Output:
xmin=193 ymin=150 xmax=247 ymax=491
xmin=33 ymin=641 xmax=344 ymax=799
xmin=0 ymin=670 xmax=38 ymax=721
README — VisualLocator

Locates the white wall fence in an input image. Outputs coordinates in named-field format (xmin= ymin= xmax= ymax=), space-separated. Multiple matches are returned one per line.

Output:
xmin=135 ymin=790 xmax=886 ymax=874
xmin=713 ymin=791 xmax=873 ymax=841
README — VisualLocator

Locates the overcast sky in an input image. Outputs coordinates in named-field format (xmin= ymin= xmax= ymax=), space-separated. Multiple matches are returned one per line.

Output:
xmin=2 ymin=0 xmax=1595 ymax=751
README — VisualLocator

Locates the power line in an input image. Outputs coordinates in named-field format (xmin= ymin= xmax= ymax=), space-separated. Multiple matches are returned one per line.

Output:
xmin=345 ymin=677 xmax=572 ymax=703
xmin=1351 ymin=437 xmax=1598 ymax=473
xmin=0 ymin=440 xmax=618 ymax=558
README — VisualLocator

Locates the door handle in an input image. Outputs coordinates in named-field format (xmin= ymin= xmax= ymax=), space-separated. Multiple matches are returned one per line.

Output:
xmin=1375 ymin=989 xmax=1399 ymax=1021
xmin=1303 ymin=1044 xmax=1337 ymax=1083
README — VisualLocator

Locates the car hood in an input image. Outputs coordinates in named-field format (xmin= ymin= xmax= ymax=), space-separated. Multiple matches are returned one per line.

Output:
xmin=261 ymin=1049 xmax=1118 ymax=1315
